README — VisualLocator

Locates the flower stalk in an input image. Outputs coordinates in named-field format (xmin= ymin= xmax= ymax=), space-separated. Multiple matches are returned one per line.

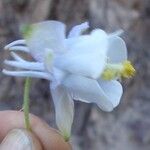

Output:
xmin=23 ymin=77 xmax=32 ymax=131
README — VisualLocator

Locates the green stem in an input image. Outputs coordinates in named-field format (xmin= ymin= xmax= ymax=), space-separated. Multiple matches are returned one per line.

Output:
xmin=23 ymin=77 xmax=32 ymax=131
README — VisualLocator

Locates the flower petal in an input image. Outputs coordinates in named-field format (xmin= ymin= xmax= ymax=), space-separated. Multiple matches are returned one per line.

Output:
xmin=50 ymin=84 xmax=74 ymax=140
xmin=62 ymin=74 xmax=114 ymax=111
xmin=68 ymin=22 xmax=89 ymax=38
xmin=98 ymin=79 xmax=123 ymax=108
xmin=55 ymin=29 xmax=108 ymax=79
xmin=107 ymin=36 xmax=127 ymax=63
xmin=24 ymin=21 xmax=66 ymax=62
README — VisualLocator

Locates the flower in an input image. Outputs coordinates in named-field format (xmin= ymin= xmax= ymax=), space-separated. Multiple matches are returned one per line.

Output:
xmin=3 ymin=21 xmax=135 ymax=140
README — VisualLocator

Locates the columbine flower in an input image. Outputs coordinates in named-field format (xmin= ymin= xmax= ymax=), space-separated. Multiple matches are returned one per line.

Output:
xmin=3 ymin=21 xmax=135 ymax=140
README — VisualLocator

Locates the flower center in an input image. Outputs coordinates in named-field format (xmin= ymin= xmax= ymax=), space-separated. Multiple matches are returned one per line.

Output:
xmin=101 ymin=60 xmax=135 ymax=80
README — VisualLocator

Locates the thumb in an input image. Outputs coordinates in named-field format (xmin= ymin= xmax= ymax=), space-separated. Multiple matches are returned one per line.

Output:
xmin=0 ymin=129 xmax=42 ymax=150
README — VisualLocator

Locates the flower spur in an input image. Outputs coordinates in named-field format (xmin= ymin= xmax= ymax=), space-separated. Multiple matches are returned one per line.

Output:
xmin=3 ymin=21 xmax=135 ymax=140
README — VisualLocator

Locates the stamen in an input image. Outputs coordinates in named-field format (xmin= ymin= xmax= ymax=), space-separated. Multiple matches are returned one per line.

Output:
xmin=121 ymin=61 xmax=136 ymax=78
xmin=101 ymin=60 xmax=135 ymax=80
xmin=101 ymin=69 xmax=116 ymax=80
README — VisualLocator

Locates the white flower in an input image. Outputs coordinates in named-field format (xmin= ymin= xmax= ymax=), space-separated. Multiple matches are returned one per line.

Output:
xmin=3 ymin=21 xmax=135 ymax=140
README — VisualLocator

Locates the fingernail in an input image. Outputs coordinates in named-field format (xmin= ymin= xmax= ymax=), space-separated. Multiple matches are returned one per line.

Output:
xmin=0 ymin=129 xmax=42 ymax=150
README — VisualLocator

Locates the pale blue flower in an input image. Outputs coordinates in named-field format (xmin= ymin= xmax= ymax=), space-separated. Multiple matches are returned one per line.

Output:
xmin=3 ymin=21 xmax=134 ymax=140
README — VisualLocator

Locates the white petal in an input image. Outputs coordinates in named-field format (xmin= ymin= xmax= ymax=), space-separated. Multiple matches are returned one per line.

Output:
xmin=62 ymin=75 xmax=114 ymax=111
xmin=50 ymin=84 xmax=74 ymax=140
xmin=51 ymin=68 xmax=66 ymax=88
xmin=66 ymin=29 xmax=108 ymax=50
xmin=98 ymin=79 xmax=123 ymax=108
xmin=55 ymin=29 xmax=108 ymax=79
xmin=68 ymin=22 xmax=89 ymax=38
xmin=2 ymin=69 xmax=51 ymax=80
xmin=107 ymin=36 xmax=127 ymax=63
xmin=4 ymin=60 xmax=44 ymax=71
xmin=24 ymin=21 xmax=66 ymax=62
xmin=4 ymin=39 xmax=26 ymax=49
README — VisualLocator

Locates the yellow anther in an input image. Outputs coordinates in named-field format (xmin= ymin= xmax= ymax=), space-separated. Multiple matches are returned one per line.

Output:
xmin=101 ymin=60 xmax=135 ymax=80
xmin=121 ymin=61 xmax=136 ymax=78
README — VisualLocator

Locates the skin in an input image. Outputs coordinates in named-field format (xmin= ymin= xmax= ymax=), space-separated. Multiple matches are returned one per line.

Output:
xmin=0 ymin=111 xmax=71 ymax=150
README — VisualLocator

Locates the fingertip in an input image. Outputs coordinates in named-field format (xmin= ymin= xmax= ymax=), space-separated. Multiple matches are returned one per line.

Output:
xmin=0 ymin=110 xmax=72 ymax=150
xmin=0 ymin=129 xmax=42 ymax=150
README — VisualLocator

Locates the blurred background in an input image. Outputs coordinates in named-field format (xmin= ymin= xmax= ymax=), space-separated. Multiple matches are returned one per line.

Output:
xmin=0 ymin=0 xmax=150 ymax=149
